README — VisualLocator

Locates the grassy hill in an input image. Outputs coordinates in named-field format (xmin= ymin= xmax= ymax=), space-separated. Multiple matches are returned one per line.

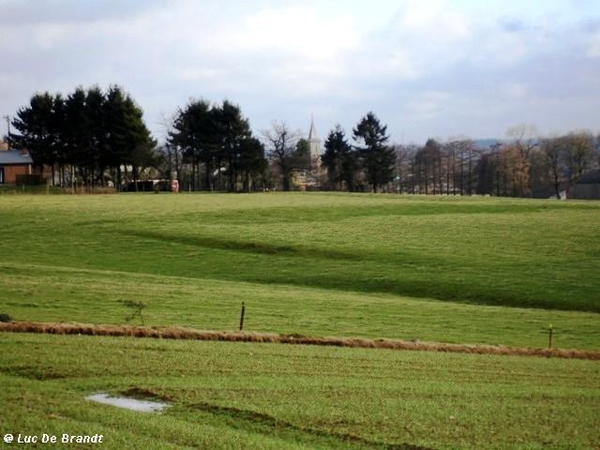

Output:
xmin=1 ymin=192 xmax=599 ymax=348
xmin=1 ymin=192 xmax=599 ymax=449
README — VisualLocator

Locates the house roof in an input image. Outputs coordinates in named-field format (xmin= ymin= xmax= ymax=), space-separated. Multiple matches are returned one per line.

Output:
xmin=577 ymin=169 xmax=600 ymax=184
xmin=0 ymin=150 xmax=34 ymax=165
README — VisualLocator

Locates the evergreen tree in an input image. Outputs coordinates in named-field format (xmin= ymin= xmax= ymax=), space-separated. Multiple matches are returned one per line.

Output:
xmin=169 ymin=99 xmax=263 ymax=191
xmin=322 ymin=125 xmax=356 ymax=190
xmin=169 ymin=99 xmax=215 ymax=190
xmin=103 ymin=85 xmax=157 ymax=188
xmin=50 ymin=94 xmax=68 ymax=185
xmin=293 ymin=138 xmax=311 ymax=172
xmin=215 ymin=100 xmax=251 ymax=192
xmin=353 ymin=112 xmax=395 ymax=192
xmin=11 ymin=85 xmax=155 ymax=189
xmin=11 ymin=92 xmax=58 ymax=171
xmin=117 ymin=88 xmax=156 ymax=186
xmin=85 ymin=86 xmax=108 ymax=184
xmin=237 ymin=136 xmax=267 ymax=192
xmin=64 ymin=88 xmax=92 ymax=184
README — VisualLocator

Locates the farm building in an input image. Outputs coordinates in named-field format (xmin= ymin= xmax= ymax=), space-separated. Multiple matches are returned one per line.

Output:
xmin=573 ymin=169 xmax=600 ymax=200
xmin=0 ymin=143 xmax=35 ymax=184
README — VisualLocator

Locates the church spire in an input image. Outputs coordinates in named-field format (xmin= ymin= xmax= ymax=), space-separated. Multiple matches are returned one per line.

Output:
xmin=308 ymin=114 xmax=320 ymax=160
xmin=308 ymin=114 xmax=319 ymax=142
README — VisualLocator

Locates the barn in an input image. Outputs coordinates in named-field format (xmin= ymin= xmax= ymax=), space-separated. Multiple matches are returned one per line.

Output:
xmin=574 ymin=169 xmax=600 ymax=200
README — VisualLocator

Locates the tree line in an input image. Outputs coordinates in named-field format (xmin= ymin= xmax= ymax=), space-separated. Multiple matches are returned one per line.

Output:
xmin=10 ymin=86 xmax=155 ymax=188
xmin=392 ymin=126 xmax=600 ymax=198
xmin=166 ymin=99 xmax=267 ymax=192
xmin=321 ymin=123 xmax=600 ymax=198
xmin=10 ymin=89 xmax=270 ymax=192
xmin=8 ymin=87 xmax=600 ymax=196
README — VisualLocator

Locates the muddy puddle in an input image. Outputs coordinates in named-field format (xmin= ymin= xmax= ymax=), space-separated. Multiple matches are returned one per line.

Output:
xmin=86 ymin=393 xmax=169 ymax=413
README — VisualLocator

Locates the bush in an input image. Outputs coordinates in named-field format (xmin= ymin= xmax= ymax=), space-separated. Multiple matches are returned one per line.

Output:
xmin=0 ymin=313 xmax=13 ymax=323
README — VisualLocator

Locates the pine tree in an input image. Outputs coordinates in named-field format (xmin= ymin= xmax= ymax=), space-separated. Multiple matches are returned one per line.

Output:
xmin=353 ymin=112 xmax=395 ymax=192
xmin=12 ymin=86 xmax=155 ymax=189
xmin=322 ymin=125 xmax=356 ymax=191
xmin=11 ymin=92 xmax=57 ymax=171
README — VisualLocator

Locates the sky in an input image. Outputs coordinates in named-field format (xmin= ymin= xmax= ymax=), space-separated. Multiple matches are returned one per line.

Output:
xmin=1 ymin=0 xmax=599 ymax=145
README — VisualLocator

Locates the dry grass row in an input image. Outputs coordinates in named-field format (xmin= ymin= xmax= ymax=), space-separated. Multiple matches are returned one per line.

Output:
xmin=1 ymin=321 xmax=598 ymax=360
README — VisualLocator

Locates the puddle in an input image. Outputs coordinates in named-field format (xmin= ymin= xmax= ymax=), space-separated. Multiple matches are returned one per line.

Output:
xmin=86 ymin=393 xmax=169 ymax=413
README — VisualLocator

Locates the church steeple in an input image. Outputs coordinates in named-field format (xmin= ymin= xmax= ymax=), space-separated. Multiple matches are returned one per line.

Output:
xmin=308 ymin=115 xmax=320 ymax=161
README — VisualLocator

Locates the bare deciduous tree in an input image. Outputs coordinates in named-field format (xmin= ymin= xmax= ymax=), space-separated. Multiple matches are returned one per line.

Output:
xmin=540 ymin=136 xmax=564 ymax=199
xmin=562 ymin=131 xmax=595 ymax=194
xmin=262 ymin=121 xmax=301 ymax=191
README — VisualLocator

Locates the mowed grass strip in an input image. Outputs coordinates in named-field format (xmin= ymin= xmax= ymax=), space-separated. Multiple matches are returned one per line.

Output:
xmin=1 ymin=261 xmax=599 ymax=349
xmin=1 ymin=333 xmax=599 ymax=450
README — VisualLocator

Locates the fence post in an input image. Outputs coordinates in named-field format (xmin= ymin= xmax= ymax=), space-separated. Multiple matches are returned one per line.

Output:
xmin=548 ymin=324 xmax=553 ymax=349
xmin=239 ymin=302 xmax=246 ymax=331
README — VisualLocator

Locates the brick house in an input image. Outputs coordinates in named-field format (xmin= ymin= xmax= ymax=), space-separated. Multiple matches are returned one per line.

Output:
xmin=0 ymin=142 xmax=35 ymax=184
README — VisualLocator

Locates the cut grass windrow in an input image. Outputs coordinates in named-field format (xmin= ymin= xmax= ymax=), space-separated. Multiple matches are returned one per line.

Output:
xmin=2 ymin=321 xmax=598 ymax=360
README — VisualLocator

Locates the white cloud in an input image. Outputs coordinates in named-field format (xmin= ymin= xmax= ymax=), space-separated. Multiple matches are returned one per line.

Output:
xmin=406 ymin=91 xmax=453 ymax=121
xmin=1 ymin=0 xmax=600 ymax=143
xmin=231 ymin=5 xmax=359 ymax=60
xmin=587 ymin=32 xmax=600 ymax=57
xmin=477 ymin=32 xmax=529 ymax=66
xmin=382 ymin=50 xmax=421 ymax=79
xmin=399 ymin=0 xmax=471 ymax=41
xmin=501 ymin=82 xmax=528 ymax=100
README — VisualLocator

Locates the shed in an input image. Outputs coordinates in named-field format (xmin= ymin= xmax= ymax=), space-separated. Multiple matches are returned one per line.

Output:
xmin=573 ymin=169 xmax=600 ymax=200
xmin=0 ymin=149 xmax=34 ymax=184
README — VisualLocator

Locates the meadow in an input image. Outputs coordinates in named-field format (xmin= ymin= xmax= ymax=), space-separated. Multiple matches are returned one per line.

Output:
xmin=1 ymin=192 xmax=599 ymax=347
xmin=0 ymin=192 xmax=599 ymax=449
xmin=1 ymin=333 xmax=599 ymax=450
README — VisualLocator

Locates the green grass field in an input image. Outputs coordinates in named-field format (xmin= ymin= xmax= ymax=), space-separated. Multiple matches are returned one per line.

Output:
xmin=1 ymin=333 xmax=599 ymax=450
xmin=1 ymin=192 xmax=599 ymax=449
xmin=1 ymin=193 xmax=599 ymax=347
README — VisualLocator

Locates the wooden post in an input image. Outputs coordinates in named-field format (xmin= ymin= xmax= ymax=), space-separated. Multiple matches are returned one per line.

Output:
xmin=239 ymin=302 xmax=246 ymax=331
xmin=548 ymin=324 xmax=553 ymax=349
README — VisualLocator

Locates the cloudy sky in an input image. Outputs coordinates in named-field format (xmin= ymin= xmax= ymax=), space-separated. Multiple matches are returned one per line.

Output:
xmin=1 ymin=0 xmax=599 ymax=144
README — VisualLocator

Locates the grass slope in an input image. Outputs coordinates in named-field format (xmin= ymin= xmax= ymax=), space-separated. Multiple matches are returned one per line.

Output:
xmin=1 ymin=192 xmax=599 ymax=349
xmin=2 ymin=193 xmax=599 ymax=311
xmin=1 ymin=333 xmax=599 ymax=450
xmin=1 ymin=261 xmax=599 ymax=349
xmin=2 ymin=193 xmax=600 ymax=449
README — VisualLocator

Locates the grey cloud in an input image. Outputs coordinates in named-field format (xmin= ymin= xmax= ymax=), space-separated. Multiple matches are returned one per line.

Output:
xmin=2 ymin=0 xmax=599 ymax=145
xmin=499 ymin=17 xmax=528 ymax=33
xmin=2 ymin=0 xmax=165 ymax=26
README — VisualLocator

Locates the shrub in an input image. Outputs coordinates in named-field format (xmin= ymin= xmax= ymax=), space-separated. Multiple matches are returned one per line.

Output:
xmin=0 ymin=313 xmax=13 ymax=323
xmin=120 ymin=300 xmax=147 ymax=325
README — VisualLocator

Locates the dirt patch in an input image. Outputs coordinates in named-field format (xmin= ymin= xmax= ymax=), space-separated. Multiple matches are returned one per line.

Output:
xmin=121 ymin=386 xmax=173 ymax=402
xmin=1 ymin=321 xmax=598 ymax=360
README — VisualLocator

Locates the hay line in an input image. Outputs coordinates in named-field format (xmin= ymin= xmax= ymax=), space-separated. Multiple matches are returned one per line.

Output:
xmin=1 ymin=321 xmax=598 ymax=360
